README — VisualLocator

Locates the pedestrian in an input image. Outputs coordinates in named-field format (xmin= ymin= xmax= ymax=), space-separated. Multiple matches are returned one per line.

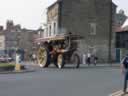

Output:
xmin=95 ymin=56 xmax=98 ymax=64
xmin=32 ymin=53 xmax=36 ymax=64
xmin=91 ymin=55 xmax=97 ymax=66
xmin=29 ymin=53 xmax=32 ymax=61
xmin=121 ymin=54 xmax=128 ymax=94
xmin=83 ymin=53 xmax=87 ymax=64
xmin=87 ymin=52 xmax=91 ymax=66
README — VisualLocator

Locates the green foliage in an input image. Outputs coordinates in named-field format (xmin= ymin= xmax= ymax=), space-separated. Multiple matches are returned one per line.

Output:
xmin=0 ymin=63 xmax=15 ymax=68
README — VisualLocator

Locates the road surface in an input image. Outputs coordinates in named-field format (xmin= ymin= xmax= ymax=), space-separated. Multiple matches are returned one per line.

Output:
xmin=0 ymin=64 xmax=123 ymax=96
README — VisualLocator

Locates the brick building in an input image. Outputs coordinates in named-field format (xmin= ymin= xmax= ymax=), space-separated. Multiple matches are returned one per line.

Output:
xmin=45 ymin=0 xmax=117 ymax=63
xmin=0 ymin=21 xmax=39 ymax=60
xmin=0 ymin=33 xmax=5 ymax=55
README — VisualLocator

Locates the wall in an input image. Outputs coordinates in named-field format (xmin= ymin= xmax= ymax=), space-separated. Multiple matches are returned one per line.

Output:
xmin=47 ymin=2 xmax=59 ymax=37
xmin=5 ymin=30 xmax=37 ymax=60
xmin=60 ymin=0 xmax=114 ymax=63
xmin=0 ymin=35 xmax=5 ymax=50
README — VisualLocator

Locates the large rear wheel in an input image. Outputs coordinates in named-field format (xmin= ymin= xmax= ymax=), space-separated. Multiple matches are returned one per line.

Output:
xmin=71 ymin=53 xmax=80 ymax=68
xmin=37 ymin=47 xmax=50 ymax=68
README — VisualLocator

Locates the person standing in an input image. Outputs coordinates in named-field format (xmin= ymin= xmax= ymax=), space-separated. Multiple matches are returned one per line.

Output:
xmin=83 ymin=54 xmax=87 ymax=64
xmin=94 ymin=56 xmax=98 ymax=65
xmin=91 ymin=55 xmax=97 ymax=66
xmin=32 ymin=53 xmax=36 ymax=64
xmin=121 ymin=54 xmax=128 ymax=94
xmin=87 ymin=52 xmax=91 ymax=66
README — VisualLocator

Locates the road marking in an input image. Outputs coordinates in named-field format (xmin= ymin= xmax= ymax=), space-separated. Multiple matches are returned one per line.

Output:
xmin=109 ymin=89 xmax=128 ymax=96
xmin=109 ymin=90 xmax=123 ymax=96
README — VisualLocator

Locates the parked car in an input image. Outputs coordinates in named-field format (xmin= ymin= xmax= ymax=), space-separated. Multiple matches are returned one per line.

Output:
xmin=0 ymin=55 xmax=13 ymax=63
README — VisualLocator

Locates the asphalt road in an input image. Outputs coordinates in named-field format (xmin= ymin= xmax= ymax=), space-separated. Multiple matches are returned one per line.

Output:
xmin=0 ymin=64 xmax=124 ymax=96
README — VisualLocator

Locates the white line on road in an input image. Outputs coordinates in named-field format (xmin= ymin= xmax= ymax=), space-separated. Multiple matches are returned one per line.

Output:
xmin=109 ymin=90 xmax=123 ymax=96
xmin=109 ymin=89 xmax=128 ymax=96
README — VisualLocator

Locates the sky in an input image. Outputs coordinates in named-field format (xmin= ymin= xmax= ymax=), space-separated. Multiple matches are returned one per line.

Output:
xmin=0 ymin=0 xmax=127 ymax=29
xmin=113 ymin=0 xmax=128 ymax=14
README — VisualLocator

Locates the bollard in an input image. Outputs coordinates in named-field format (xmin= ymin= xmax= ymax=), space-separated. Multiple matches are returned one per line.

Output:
xmin=15 ymin=53 xmax=21 ymax=71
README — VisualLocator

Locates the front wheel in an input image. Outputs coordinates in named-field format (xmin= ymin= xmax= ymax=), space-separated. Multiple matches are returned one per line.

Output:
xmin=37 ymin=47 xmax=50 ymax=68
xmin=57 ymin=54 xmax=64 ymax=69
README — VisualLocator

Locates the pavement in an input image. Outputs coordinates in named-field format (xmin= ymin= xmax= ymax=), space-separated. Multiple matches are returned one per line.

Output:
xmin=0 ymin=69 xmax=35 ymax=74
xmin=0 ymin=62 xmax=120 ymax=74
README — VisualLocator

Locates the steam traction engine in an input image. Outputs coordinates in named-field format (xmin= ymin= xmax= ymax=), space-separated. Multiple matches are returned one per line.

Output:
xmin=35 ymin=33 xmax=83 ymax=69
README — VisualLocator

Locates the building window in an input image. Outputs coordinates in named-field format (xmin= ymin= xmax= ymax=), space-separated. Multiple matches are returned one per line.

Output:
xmin=49 ymin=25 xmax=51 ymax=36
xmin=46 ymin=27 xmax=48 ymax=37
xmin=90 ymin=23 xmax=96 ymax=35
xmin=54 ymin=23 xmax=56 ymax=35
xmin=0 ymin=42 xmax=2 ymax=47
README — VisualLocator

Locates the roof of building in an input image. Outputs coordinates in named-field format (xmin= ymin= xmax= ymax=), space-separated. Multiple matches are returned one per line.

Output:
xmin=115 ymin=26 xmax=128 ymax=33
xmin=112 ymin=2 xmax=117 ymax=7
xmin=115 ymin=17 xmax=128 ymax=32
xmin=35 ymin=34 xmax=84 ymax=43
xmin=115 ymin=27 xmax=124 ymax=32
xmin=47 ymin=0 xmax=61 ymax=11
xmin=122 ymin=19 xmax=128 ymax=28
xmin=47 ymin=1 xmax=117 ymax=10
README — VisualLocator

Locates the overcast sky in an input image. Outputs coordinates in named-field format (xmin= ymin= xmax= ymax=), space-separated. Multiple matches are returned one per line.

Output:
xmin=0 ymin=0 xmax=127 ymax=29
